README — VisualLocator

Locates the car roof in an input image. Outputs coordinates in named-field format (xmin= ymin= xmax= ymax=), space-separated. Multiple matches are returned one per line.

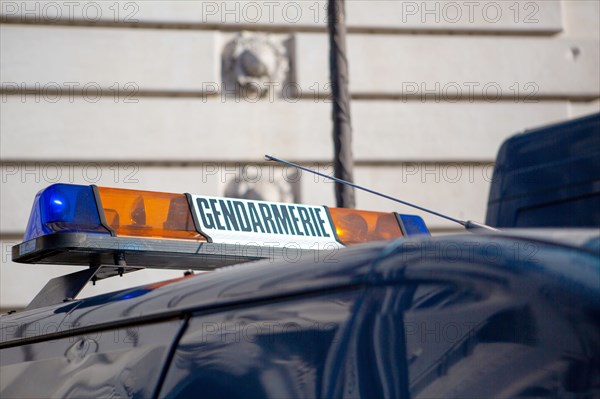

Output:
xmin=2 ymin=230 xmax=598 ymax=346
xmin=482 ymin=228 xmax=600 ymax=255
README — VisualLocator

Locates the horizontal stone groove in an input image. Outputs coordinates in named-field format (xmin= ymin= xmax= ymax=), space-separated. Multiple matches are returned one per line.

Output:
xmin=0 ymin=18 xmax=562 ymax=36
xmin=2 ymin=91 xmax=598 ymax=102
xmin=0 ymin=161 xmax=495 ymax=167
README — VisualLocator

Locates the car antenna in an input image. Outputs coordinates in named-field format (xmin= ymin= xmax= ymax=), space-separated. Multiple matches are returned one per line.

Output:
xmin=265 ymin=155 xmax=499 ymax=232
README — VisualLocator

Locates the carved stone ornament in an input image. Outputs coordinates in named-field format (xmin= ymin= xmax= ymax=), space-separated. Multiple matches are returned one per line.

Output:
xmin=223 ymin=167 xmax=300 ymax=204
xmin=222 ymin=32 xmax=289 ymax=97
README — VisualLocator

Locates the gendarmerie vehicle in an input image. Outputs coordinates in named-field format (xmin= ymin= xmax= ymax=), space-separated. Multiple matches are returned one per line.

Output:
xmin=1 ymin=183 xmax=599 ymax=398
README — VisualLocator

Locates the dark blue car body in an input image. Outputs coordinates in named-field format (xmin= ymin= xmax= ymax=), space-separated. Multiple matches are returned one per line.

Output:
xmin=1 ymin=231 xmax=599 ymax=398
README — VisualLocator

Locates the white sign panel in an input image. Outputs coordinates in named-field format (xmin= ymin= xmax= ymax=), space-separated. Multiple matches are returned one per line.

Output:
xmin=189 ymin=195 xmax=343 ymax=249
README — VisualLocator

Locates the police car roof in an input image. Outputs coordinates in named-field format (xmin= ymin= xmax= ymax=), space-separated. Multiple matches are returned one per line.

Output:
xmin=2 ymin=229 xmax=598 ymax=347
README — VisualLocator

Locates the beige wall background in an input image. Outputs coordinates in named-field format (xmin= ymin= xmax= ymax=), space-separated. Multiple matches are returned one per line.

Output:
xmin=1 ymin=0 xmax=599 ymax=310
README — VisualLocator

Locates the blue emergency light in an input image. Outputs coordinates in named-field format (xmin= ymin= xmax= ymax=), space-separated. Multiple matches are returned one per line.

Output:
xmin=24 ymin=184 xmax=111 ymax=241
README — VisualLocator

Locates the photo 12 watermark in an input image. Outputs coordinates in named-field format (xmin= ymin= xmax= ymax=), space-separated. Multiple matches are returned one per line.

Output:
xmin=192 ymin=81 xmax=540 ymax=104
xmin=400 ymin=81 xmax=540 ymax=103
xmin=196 ymin=162 xmax=495 ymax=185
xmin=1 ymin=82 xmax=139 ymax=103
xmin=1 ymin=1 xmax=139 ymax=23
xmin=1 ymin=162 xmax=141 ymax=184
xmin=394 ymin=240 xmax=540 ymax=265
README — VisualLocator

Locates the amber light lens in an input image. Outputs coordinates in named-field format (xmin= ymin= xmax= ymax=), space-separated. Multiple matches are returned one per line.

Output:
xmin=328 ymin=208 xmax=403 ymax=245
xmin=97 ymin=187 xmax=205 ymax=241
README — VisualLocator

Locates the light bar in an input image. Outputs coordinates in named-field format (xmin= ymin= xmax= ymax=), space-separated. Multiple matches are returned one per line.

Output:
xmin=21 ymin=184 xmax=429 ymax=251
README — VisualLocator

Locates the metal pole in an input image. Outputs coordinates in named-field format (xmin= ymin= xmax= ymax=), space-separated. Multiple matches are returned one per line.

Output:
xmin=328 ymin=0 xmax=355 ymax=208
